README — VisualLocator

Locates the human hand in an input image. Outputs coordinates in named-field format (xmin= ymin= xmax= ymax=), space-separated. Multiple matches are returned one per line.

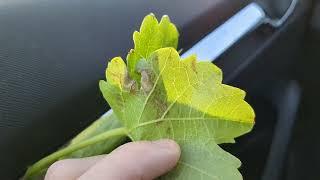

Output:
xmin=45 ymin=139 xmax=180 ymax=180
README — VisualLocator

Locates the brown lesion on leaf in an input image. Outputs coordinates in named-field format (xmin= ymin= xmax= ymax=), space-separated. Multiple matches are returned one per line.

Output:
xmin=123 ymin=71 xmax=137 ymax=93
xmin=154 ymin=95 xmax=168 ymax=119
xmin=191 ymin=58 xmax=197 ymax=73
xmin=140 ymin=70 xmax=153 ymax=93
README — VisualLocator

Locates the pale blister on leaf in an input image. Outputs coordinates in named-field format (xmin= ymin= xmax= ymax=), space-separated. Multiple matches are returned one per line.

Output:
xmin=100 ymin=47 xmax=255 ymax=180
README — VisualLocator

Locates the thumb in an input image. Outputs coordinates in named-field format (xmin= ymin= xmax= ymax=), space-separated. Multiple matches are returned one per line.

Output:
xmin=78 ymin=139 xmax=181 ymax=180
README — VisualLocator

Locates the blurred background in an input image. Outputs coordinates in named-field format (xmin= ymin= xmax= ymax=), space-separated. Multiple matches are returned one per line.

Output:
xmin=0 ymin=0 xmax=319 ymax=179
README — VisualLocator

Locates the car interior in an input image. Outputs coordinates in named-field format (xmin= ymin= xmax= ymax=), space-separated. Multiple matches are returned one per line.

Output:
xmin=1 ymin=0 xmax=319 ymax=179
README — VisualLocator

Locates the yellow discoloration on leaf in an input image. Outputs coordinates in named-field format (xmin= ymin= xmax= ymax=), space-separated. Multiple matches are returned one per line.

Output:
xmin=24 ymin=14 xmax=255 ymax=180
xmin=101 ymin=47 xmax=255 ymax=180
xmin=127 ymin=14 xmax=179 ymax=82
xmin=106 ymin=57 xmax=127 ymax=90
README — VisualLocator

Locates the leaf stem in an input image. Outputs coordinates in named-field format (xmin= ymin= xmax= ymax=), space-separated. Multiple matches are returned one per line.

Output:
xmin=24 ymin=127 xmax=128 ymax=179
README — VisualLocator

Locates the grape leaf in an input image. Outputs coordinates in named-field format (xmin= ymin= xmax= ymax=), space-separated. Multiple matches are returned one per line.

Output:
xmin=23 ymin=111 xmax=127 ymax=180
xmin=100 ymin=47 xmax=255 ymax=179
xmin=127 ymin=13 xmax=179 ymax=82
xmin=23 ymin=14 xmax=254 ymax=180
xmin=23 ymin=14 xmax=180 ymax=180
xmin=64 ymin=110 xmax=127 ymax=158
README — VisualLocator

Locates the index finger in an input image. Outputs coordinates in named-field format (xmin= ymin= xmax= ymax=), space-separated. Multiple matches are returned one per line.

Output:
xmin=78 ymin=139 xmax=181 ymax=180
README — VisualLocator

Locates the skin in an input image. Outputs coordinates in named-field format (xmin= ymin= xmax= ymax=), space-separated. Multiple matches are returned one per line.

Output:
xmin=44 ymin=139 xmax=181 ymax=180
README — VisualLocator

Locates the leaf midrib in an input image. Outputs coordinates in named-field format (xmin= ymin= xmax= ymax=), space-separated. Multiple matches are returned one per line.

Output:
xmin=132 ymin=116 xmax=253 ymax=130
xmin=136 ymin=49 xmax=173 ymax=124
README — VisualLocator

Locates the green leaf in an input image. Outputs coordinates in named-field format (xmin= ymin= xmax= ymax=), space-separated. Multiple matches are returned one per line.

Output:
xmin=64 ymin=111 xmax=127 ymax=158
xmin=23 ymin=14 xmax=180 ymax=180
xmin=100 ymin=47 xmax=255 ymax=180
xmin=24 ymin=14 xmax=254 ymax=180
xmin=127 ymin=13 xmax=179 ymax=82
xmin=23 ymin=112 xmax=127 ymax=180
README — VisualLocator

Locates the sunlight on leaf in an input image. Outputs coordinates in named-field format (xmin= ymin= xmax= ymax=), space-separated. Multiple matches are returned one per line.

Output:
xmin=100 ymin=47 xmax=255 ymax=180
xmin=127 ymin=13 xmax=179 ymax=82
xmin=24 ymin=14 xmax=254 ymax=180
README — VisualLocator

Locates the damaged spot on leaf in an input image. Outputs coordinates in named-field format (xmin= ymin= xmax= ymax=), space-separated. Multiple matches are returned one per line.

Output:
xmin=140 ymin=70 xmax=153 ymax=93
